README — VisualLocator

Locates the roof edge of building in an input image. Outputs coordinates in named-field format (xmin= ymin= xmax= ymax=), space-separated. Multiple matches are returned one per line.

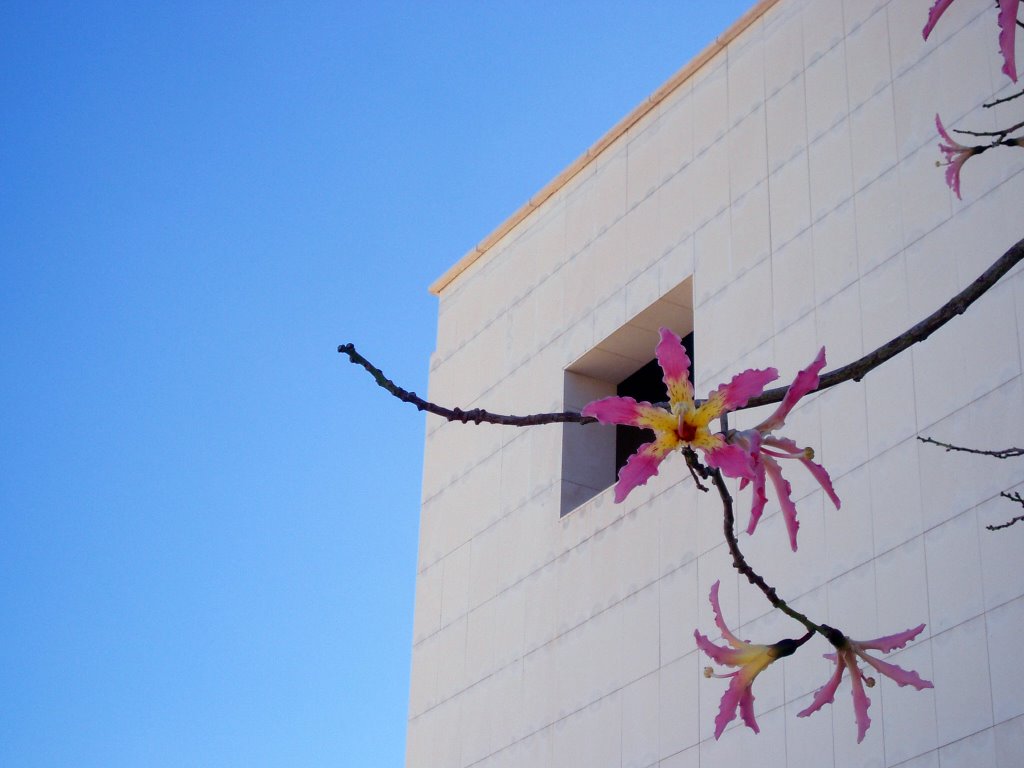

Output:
xmin=428 ymin=0 xmax=780 ymax=297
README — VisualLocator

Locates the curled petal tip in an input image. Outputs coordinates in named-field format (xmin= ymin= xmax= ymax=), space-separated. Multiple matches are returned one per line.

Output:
xmin=997 ymin=0 xmax=1019 ymax=82
xmin=923 ymin=0 xmax=956 ymax=40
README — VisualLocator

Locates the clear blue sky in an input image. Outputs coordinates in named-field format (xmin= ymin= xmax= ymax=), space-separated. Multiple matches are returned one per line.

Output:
xmin=1 ymin=3 xmax=753 ymax=766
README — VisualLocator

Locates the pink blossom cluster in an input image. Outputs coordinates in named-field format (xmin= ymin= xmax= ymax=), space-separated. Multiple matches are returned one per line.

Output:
xmin=582 ymin=328 xmax=837 ymax=551
xmin=582 ymin=329 xmax=932 ymax=741
xmin=697 ymin=581 xmax=933 ymax=741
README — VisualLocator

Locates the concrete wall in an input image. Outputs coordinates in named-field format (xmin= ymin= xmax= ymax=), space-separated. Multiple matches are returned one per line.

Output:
xmin=409 ymin=0 xmax=1024 ymax=765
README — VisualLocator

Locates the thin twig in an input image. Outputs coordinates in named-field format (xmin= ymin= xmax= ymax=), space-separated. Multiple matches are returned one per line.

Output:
xmin=337 ymin=343 xmax=595 ymax=425
xmin=986 ymin=515 xmax=1024 ymax=530
xmin=986 ymin=492 xmax=1024 ymax=530
xmin=683 ymin=448 xmax=710 ymax=492
xmin=917 ymin=436 xmax=1024 ymax=459
xmin=984 ymin=88 xmax=1024 ymax=108
xmin=919 ymin=439 xmax=1024 ymax=533
xmin=953 ymin=119 xmax=1024 ymax=138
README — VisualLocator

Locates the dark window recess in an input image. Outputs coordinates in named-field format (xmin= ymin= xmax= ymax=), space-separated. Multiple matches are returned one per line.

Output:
xmin=615 ymin=332 xmax=694 ymax=474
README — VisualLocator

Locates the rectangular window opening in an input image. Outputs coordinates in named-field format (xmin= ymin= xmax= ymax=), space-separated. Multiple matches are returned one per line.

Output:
xmin=560 ymin=278 xmax=694 ymax=516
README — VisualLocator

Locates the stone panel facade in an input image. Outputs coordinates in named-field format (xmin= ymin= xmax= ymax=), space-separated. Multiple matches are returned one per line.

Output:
xmin=410 ymin=1 xmax=1024 ymax=765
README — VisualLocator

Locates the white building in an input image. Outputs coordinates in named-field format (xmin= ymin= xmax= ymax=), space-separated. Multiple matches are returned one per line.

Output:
xmin=408 ymin=0 xmax=1024 ymax=765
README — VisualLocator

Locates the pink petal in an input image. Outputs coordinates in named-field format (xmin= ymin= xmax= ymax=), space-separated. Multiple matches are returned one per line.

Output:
xmin=705 ymin=367 xmax=779 ymax=415
xmin=935 ymin=114 xmax=971 ymax=200
xmin=946 ymin=152 xmax=967 ymax=200
xmin=614 ymin=440 xmax=670 ymax=502
xmin=746 ymin=460 xmax=769 ymax=535
xmin=694 ymin=630 xmax=748 ymax=667
xmin=704 ymin=440 xmax=757 ymax=480
xmin=848 ymin=659 xmax=873 ymax=743
xmin=656 ymin=327 xmax=695 ymax=407
xmin=756 ymin=347 xmax=826 ymax=432
xmin=763 ymin=456 xmax=800 ymax=551
xmin=694 ymin=630 xmax=730 ymax=665
xmin=713 ymin=673 xmax=744 ymax=739
xmin=582 ymin=396 xmax=658 ymax=427
xmin=935 ymin=113 xmax=966 ymax=148
xmin=922 ymin=0 xmax=956 ymax=40
xmin=768 ymin=435 xmax=841 ymax=509
xmin=998 ymin=0 xmax=1019 ymax=82
xmin=800 ymin=457 xmax=841 ymax=509
xmin=858 ymin=624 xmax=926 ymax=653
xmin=708 ymin=580 xmax=743 ymax=648
xmin=737 ymin=685 xmax=760 ymax=734
xmin=797 ymin=658 xmax=845 ymax=718
xmin=860 ymin=654 xmax=934 ymax=691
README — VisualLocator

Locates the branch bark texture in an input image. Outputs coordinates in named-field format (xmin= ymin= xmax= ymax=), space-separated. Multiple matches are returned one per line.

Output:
xmin=340 ymin=236 xmax=1024 ymax=426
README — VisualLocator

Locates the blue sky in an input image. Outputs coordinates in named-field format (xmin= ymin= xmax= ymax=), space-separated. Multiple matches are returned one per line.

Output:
xmin=1 ymin=3 xmax=752 ymax=766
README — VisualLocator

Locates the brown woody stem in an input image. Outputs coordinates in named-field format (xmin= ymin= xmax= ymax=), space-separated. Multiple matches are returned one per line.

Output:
xmin=984 ymin=88 xmax=1024 ymax=108
xmin=337 ymin=342 xmax=595 ymax=426
xmin=745 ymin=235 xmax=1024 ymax=409
xmin=986 ymin=493 xmax=1024 ymax=531
xmin=684 ymin=450 xmax=826 ymax=638
xmin=340 ymin=236 xmax=1024 ymax=425
xmin=917 ymin=436 xmax=1024 ymax=458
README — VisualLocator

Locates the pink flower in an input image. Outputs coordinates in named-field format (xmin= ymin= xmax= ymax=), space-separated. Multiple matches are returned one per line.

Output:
xmin=923 ymin=0 xmax=1019 ymax=82
xmin=798 ymin=625 xmax=933 ymax=743
xmin=695 ymin=581 xmax=799 ymax=739
xmin=719 ymin=348 xmax=840 ymax=551
xmin=935 ymin=114 xmax=981 ymax=199
xmin=582 ymin=327 xmax=777 ymax=502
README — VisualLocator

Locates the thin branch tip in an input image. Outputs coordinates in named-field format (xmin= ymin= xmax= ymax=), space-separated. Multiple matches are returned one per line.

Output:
xmin=918 ymin=435 xmax=1024 ymax=458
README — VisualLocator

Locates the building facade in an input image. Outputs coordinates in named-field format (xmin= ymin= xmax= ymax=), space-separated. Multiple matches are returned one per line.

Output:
xmin=409 ymin=0 xmax=1024 ymax=765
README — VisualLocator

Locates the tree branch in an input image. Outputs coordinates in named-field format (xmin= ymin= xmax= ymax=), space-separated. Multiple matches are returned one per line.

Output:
xmin=917 ymin=436 xmax=1024 ymax=458
xmin=919 ymin=433 xmax=1024 ymax=534
xmin=340 ymin=236 xmax=1024 ymax=424
xmin=744 ymin=235 xmax=1024 ymax=408
xmin=984 ymin=87 xmax=1024 ymax=108
xmin=950 ymin=119 xmax=1024 ymax=140
xmin=689 ymin=449 xmax=838 ymax=645
xmin=953 ymin=119 xmax=1024 ymax=138
xmin=986 ymin=491 xmax=1024 ymax=530
xmin=337 ymin=342 xmax=595 ymax=425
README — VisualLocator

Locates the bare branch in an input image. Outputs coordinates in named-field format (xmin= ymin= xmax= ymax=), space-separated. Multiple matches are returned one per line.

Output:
xmin=919 ymin=436 xmax=1024 ymax=533
xmin=683 ymin=447 xmax=710 ymax=492
xmin=953 ymin=119 xmax=1024 ymax=138
xmin=337 ymin=342 xmax=595 ymax=426
xmin=744 ymin=235 xmax=1024 ymax=409
xmin=917 ymin=436 xmax=1024 ymax=459
xmin=986 ymin=492 xmax=1024 ymax=530
xmin=340 ymin=236 xmax=1024 ymax=425
xmin=984 ymin=88 xmax=1024 ymax=108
